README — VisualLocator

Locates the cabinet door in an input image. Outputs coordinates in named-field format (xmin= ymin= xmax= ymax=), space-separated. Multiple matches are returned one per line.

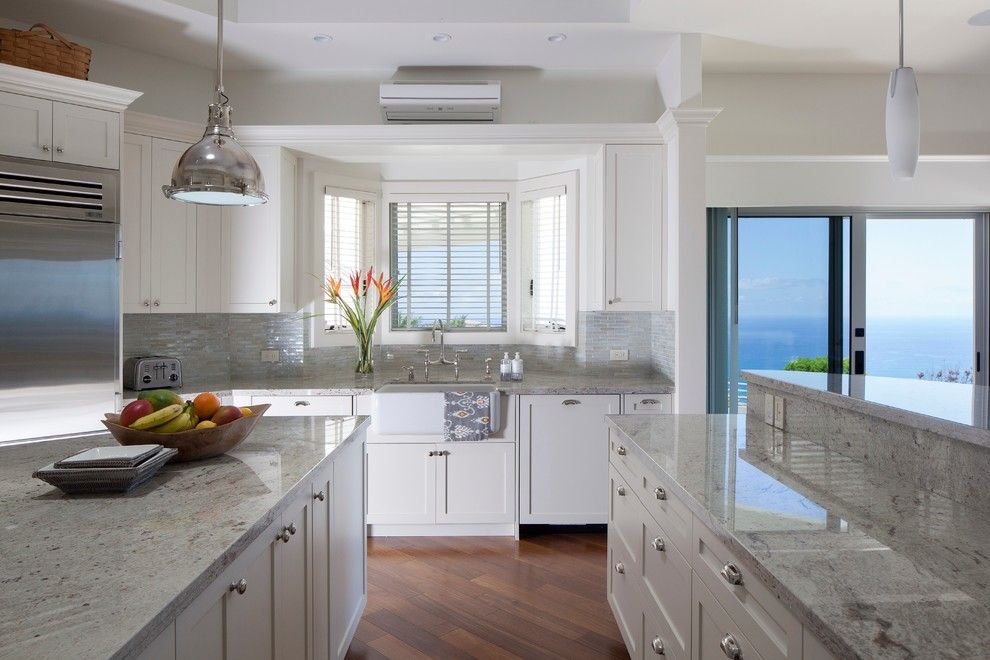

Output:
xmin=0 ymin=91 xmax=52 ymax=160
xmin=121 ymin=133 xmax=153 ymax=313
xmin=52 ymin=102 xmax=119 ymax=169
xmin=149 ymin=138 xmax=197 ymax=312
xmin=366 ymin=443 xmax=436 ymax=525
xmin=607 ymin=532 xmax=643 ymax=659
xmin=604 ymin=144 xmax=664 ymax=311
xmin=520 ymin=394 xmax=620 ymax=524
xmin=312 ymin=466 xmax=332 ymax=660
xmin=330 ymin=435 xmax=368 ymax=660
xmin=437 ymin=442 xmax=514 ymax=524
xmin=276 ymin=489 xmax=313 ymax=660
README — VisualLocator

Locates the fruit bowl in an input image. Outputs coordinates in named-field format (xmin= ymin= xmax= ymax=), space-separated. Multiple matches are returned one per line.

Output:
xmin=101 ymin=404 xmax=270 ymax=462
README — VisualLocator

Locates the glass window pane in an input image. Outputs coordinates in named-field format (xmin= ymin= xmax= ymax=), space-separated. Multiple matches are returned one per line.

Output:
xmin=521 ymin=193 xmax=567 ymax=333
xmin=324 ymin=194 xmax=372 ymax=332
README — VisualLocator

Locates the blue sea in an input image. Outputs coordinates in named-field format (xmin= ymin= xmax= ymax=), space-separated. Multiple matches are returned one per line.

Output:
xmin=739 ymin=316 xmax=973 ymax=379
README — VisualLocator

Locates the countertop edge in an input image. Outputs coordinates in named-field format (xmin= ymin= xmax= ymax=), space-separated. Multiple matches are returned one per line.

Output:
xmin=741 ymin=370 xmax=990 ymax=451
xmin=113 ymin=416 xmax=371 ymax=660
xmin=605 ymin=415 xmax=858 ymax=660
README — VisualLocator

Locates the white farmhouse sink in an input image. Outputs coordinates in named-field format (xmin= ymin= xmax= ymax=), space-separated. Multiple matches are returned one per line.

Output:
xmin=374 ymin=383 xmax=498 ymax=435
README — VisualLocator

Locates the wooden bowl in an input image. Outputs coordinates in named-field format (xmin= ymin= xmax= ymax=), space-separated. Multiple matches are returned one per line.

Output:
xmin=101 ymin=404 xmax=270 ymax=462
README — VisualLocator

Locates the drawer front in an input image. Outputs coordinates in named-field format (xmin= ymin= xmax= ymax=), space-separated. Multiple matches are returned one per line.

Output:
xmin=607 ymin=531 xmax=643 ymax=660
xmin=692 ymin=523 xmax=801 ymax=660
xmin=623 ymin=393 xmax=672 ymax=414
xmin=609 ymin=466 xmax=642 ymax=571
xmin=643 ymin=595 xmax=688 ymax=660
xmin=250 ymin=395 xmax=353 ymax=416
xmin=609 ymin=428 xmax=643 ymax=490
xmin=639 ymin=472 xmax=692 ymax=561
xmin=693 ymin=573 xmax=765 ymax=660
xmin=640 ymin=502 xmax=692 ymax=659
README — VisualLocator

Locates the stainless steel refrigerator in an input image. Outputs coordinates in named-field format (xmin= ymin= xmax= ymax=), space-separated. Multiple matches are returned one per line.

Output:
xmin=0 ymin=156 xmax=120 ymax=443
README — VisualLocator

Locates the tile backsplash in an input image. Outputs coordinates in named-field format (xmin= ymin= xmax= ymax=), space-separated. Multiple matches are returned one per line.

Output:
xmin=123 ymin=310 xmax=676 ymax=384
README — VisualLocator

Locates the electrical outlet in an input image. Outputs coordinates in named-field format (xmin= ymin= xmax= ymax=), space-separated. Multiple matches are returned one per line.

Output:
xmin=261 ymin=349 xmax=280 ymax=363
xmin=609 ymin=349 xmax=629 ymax=361
xmin=774 ymin=396 xmax=786 ymax=430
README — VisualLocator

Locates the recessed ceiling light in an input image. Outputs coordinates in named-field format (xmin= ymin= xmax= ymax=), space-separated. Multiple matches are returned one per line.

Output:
xmin=433 ymin=33 xmax=452 ymax=43
xmin=547 ymin=33 xmax=567 ymax=43
xmin=968 ymin=9 xmax=990 ymax=25
xmin=313 ymin=33 xmax=333 ymax=43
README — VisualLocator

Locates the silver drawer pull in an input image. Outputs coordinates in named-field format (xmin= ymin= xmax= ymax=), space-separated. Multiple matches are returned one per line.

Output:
xmin=616 ymin=486 xmax=626 ymax=496
xmin=654 ymin=486 xmax=666 ymax=500
xmin=720 ymin=562 xmax=743 ymax=586
xmin=616 ymin=445 xmax=627 ymax=456
xmin=651 ymin=636 xmax=666 ymax=655
xmin=229 ymin=578 xmax=247 ymax=595
xmin=287 ymin=522 xmax=297 ymax=536
xmin=651 ymin=536 xmax=665 ymax=552
xmin=719 ymin=634 xmax=742 ymax=659
xmin=562 ymin=399 xmax=581 ymax=406
xmin=314 ymin=490 xmax=326 ymax=501
xmin=294 ymin=400 xmax=310 ymax=406
xmin=640 ymin=399 xmax=660 ymax=405
xmin=278 ymin=528 xmax=291 ymax=543
xmin=614 ymin=562 xmax=625 ymax=574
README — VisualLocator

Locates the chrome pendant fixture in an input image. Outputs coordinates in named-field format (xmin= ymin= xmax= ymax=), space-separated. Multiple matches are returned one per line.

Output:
xmin=885 ymin=0 xmax=920 ymax=180
xmin=162 ymin=0 xmax=267 ymax=205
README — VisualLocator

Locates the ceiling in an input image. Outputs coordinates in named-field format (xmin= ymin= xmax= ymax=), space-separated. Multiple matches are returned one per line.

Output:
xmin=2 ymin=0 xmax=990 ymax=74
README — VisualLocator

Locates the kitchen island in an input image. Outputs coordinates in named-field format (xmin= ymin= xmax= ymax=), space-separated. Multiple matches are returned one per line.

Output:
xmin=0 ymin=415 xmax=369 ymax=660
xmin=606 ymin=413 xmax=990 ymax=659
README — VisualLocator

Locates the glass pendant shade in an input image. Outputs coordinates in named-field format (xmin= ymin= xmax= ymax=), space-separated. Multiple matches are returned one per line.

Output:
xmin=885 ymin=66 xmax=920 ymax=180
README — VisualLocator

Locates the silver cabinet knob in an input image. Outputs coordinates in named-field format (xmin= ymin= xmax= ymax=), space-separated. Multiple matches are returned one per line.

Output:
xmin=616 ymin=445 xmax=627 ymax=456
xmin=229 ymin=578 xmax=247 ymax=595
xmin=41 ymin=144 xmax=50 ymax=152
xmin=562 ymin=399 xmax=581 ymax=406
xmin=651 ymin=536 xmax=665 ymax=552
xmin=428 ymin=450 xmax=436 ymax=456
xmin=268 ymin=299 xmax=277 ymax=306
xmin=277 ymin=528 xmax=291 ymax=543
xmin=719 ymin=634 xmax=742 ymax=659
xmin=287 ymin=522 xmax=297 ymax=536
xmin=614 ymin=562 xmax=625 ymax=574
xmin=294 ymin=400 xmax=310 ymax=406
xmin=654 ymin=486 xmax=667 ymax=501
xmin=720 ymin=562 xmax=743 ymax=586
xmin=651 ymin=636 xmax=666 ymax=655
xmin=616 ymin=486 xmax=626 ymax=496
xmin=153 ymin=300 xmax=160 ymax=307
xmin=314 ymin=490 xmax=326 ymax=502
xmin=143 ymin=300 xmax=150 ymax=307
xmin=56 ymin=146 xmax=64 ymax=153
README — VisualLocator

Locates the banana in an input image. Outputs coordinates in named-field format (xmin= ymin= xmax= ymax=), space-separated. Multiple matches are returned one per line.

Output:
xmin=129 ymin=404 xmax=183 ymax=430
xmin=151 ymin=404 xmax=198 ymax=434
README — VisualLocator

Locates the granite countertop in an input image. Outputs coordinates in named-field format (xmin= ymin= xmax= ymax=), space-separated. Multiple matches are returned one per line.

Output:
xmin=744 ymin=369 xmax=990 ymax=449
xmin=607 ymin=413 xmax=990 ymax=659
xmin=0 ymin=415 xmax=369 ymax=660
xmin=126 ymin=368 xmax=675 ymax=399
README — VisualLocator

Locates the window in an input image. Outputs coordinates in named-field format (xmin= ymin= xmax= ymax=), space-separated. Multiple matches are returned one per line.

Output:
xmin=389 ymin=200 xmax=507 ymax=331
xmin=323 ymin=190 xmax=374 ymax=332
xmin=521 ymin=188 xmax=567 ymax=332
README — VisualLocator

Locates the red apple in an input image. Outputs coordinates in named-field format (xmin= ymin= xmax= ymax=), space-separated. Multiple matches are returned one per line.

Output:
xmin=120 ymin=399 xmax=153 ymax=427
xmin=210 ymin=405 xmax=244 ymax=426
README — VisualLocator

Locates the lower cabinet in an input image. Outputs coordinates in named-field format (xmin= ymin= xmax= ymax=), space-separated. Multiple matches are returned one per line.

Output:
xmin=366 ymin=442 xmax=514 ymax=528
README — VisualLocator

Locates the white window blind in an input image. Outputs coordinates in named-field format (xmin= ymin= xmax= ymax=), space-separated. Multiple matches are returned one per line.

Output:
xmin=324 ymin=192 xmax=373 ymax=331
xmin=522 ymin=189 xmax=567 ymax=332
xmin=390 ymin=200 xmax=507 ymax=331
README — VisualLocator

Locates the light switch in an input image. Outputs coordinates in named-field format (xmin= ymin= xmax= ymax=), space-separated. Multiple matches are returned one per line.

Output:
xmin=609 ymin=349 xmax=629 ymax=361
xmin=764 ymin=393 xmax=775 ymax=426
xmin=774 ymin=396 xmax=786 ymax=430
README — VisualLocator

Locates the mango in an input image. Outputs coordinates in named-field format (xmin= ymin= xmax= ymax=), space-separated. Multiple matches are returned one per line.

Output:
xmin=137 ymin=389 xmax=184 ymax=411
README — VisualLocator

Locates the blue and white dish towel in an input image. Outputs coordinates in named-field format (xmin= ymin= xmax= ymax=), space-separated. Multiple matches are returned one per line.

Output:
xmin=443 ymin=391 xmax=493 ymax=441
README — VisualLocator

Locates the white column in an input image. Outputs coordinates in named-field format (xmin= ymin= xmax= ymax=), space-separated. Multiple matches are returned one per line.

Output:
xmin=659 ymin=108 xmax=721 ymax=413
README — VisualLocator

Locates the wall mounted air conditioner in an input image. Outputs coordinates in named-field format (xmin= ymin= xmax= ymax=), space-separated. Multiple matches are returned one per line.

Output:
xmin=379 ymin=81 xmax=501 ymax=123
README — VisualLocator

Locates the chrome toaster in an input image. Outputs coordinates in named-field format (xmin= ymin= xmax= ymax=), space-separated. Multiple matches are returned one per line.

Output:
xmin=123 ymin=356 xmax=182 ymax=390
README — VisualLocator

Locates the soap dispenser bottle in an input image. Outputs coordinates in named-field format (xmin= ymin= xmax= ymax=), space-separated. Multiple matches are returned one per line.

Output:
xmin=500 ymin=352 xmax=512 ymax=382
xmin=511 ymin=352 xmax=524 ymax=381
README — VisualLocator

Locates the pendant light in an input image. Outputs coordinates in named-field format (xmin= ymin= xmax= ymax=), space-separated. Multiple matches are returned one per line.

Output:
xmin=885 ymin=0 xmax=920 ymax=180
xmin=162 ymin=0 xmax=267 ymax=205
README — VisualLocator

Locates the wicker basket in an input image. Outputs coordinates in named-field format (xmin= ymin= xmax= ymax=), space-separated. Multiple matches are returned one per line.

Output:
xmin=0 ymin=23 xmax=91 ymax=80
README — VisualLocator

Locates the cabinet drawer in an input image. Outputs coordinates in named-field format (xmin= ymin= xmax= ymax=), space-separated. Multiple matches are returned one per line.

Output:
xmin=693 ymin=573 xmax=765 ymax=660
xmin=623 ymin=393 xmax=672 ymax=414
xmin=639 ymin=470 xmax=692 ymax=561
xmin=643 ymin=594 xmax=688 ymax=660
xmin=692 ymin=523 xmax=801 ymax=660
xmin=607 ymin=531 xmax=643 ymax=660
xmin=609 ymin=466 xmax=642 ymax=570
xmin=609 ymin=428 xmax=642 ymax=491
xmin=640 ymin=503 xmax=692 ymax=660
xmin=251 ymin=395 xmax=352 ymax=416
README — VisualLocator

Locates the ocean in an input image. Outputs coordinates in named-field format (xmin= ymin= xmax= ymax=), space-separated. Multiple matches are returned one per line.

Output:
xmin=738 ymin=315 xmax=973 ymax=379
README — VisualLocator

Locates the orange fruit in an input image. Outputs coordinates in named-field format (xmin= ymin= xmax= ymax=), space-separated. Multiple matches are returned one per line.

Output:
xmin=193 ymin=392 xmax=221 ymax=420
xmin=239 ymin=407 xmax=253 ymax=417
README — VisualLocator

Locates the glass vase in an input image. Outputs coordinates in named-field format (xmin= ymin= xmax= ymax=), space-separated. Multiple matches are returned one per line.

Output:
xmin=355 ymin=335 xmax=374 ymax=375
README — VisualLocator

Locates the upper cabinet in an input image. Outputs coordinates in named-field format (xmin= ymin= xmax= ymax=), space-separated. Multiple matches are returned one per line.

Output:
xmin=603 ymin=144 xmax=665 ymax=311
xmin=0 ymin=91 xmax=51 ymax=161
xmin=221 ymin=146 xmax=296 ymax=313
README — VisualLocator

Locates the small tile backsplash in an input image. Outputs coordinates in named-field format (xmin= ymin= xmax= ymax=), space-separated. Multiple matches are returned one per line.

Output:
xmin=123 ymin=310 xmax=676 ymax=384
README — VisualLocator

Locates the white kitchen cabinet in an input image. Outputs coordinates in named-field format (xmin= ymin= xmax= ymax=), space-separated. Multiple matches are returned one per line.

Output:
xmin=0 ymin=90 xmax=52 ymax=160
xmin=693 ymin=573 xmax=765 ymax=660
xmin=367 ymin=441 xmax=514 ymax=528
xmin=623 ymin=393 xmax=673 ymax=414
xmin=51 ymin=101 xmax=119 ymax=169
xmin=221 ymin=146 xmax=296 ymax=313
xmin=520 ymin=394 xmax=620 ymax=524
xmin=250 ymin=395 xmax=353 ymax=417
xmin=121 ymin=134 xmax=197 ymax=313
xmin=275 ymin=488 xmax=313 ymax=660
xmin=604 ymin=144 xmax=664 ymax=311
xmin=608 ymin=531 xmax=644 ymax=659
xmin=328 ymin=435 xmax=368 ymax=660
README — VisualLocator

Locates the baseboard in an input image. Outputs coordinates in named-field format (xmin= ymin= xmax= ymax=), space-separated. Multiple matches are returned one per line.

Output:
xmin=519 ymin=523 xmax=607 ymax=536
xmin=368 ymin=523 xmax=516 ymax=537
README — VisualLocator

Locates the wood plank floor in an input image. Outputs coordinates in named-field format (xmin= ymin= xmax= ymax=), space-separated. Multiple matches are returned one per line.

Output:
xmin=345 ymin=532 xmax=628 ymax=660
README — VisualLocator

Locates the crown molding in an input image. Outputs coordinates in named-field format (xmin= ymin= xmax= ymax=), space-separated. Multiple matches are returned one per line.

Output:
xmin=0 ymin=63 xmax=141 ymax=112
xmin=707 ymin=154 xmax=990 ymax=163
xmin=124 ymin=111 xmax=202 ymax=143
xmin=656 ymin=106 xmax=722 ymax=138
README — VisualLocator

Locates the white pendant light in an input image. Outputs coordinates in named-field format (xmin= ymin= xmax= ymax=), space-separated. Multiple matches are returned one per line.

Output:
xmin=162 ymin=0 xmax=267 ymax=206
xmin=885 ymin=0 xmax=920 ymax=180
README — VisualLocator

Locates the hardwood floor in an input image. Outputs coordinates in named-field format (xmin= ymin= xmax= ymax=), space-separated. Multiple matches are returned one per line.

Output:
xmin=345 ymin=532 xmax=628 ymax=660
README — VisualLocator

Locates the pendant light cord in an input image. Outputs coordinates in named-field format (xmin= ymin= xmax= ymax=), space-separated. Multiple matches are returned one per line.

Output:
xmin=216 ymin=0 xmax=228 ymax=105
xmin=898 ymin=0 xmax=904 ymax=68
